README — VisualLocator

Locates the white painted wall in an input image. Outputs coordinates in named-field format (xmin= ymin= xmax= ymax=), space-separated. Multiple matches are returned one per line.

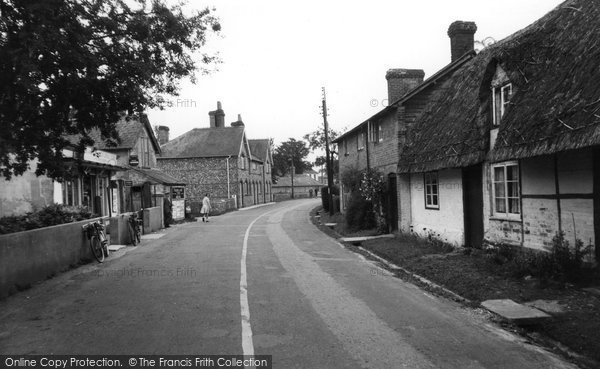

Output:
xmin=410 ymin=169 xmax=464 ymax=245
xmin=484 ymin=149 xmax=594 ymax=252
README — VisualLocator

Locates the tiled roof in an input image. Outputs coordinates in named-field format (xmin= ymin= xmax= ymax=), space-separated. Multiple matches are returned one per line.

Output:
xmin=159 ymin=127 xmax=245 ymax=158
xmin=65 ymin=114 xmax=161 ymax=153
xmin=131 ymin=168 xmax=186 ymax=185
xmin=248 ymin=139 xmax=271 ymax=162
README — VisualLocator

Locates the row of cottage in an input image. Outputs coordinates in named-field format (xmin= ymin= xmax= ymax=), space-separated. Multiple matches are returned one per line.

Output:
xmin=0 ymin=102 xmax=276 ymax=222
xmin=334 ymin=0 xmax=600 ymax=262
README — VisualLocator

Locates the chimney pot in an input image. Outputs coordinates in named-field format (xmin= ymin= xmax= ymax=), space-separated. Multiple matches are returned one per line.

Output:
xmin=157 ymin=125 xmax=170 ymax=145
xmin=385 ymin=69 xmax=425 ymax=104
xmin=231 ymin=113 xmax=245 ymax=127
xmin=209 ymin=101 xmax=225 ymax=128
xmin=448 ymin=21 xmax=477 ymax=62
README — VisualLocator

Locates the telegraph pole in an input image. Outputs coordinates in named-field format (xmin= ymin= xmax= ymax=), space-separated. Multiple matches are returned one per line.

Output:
xmin=322 ymin=87 xmax=334 ymax=215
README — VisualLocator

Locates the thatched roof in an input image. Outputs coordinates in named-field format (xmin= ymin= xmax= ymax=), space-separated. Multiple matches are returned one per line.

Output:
xmin=399 ymin=0 xmax=600 ymax=172
xmin=397 ymin=51 xmax=492 ymax=173
xmin=490 ymin=0 xmax=600 ymax=161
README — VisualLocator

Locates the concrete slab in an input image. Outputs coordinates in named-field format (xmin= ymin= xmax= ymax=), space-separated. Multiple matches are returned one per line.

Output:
xmin=481 ymin=299 xmax=551 ymax=325
xmin=107 ymin=245 xmax=126 ymax=252
xmin=339 ymin=234 xmax=395 ymax=242
xmin=141 ymin=233 xmax=165 ymax=240
xmin=324 ymin=223 xmax=337 ymax=228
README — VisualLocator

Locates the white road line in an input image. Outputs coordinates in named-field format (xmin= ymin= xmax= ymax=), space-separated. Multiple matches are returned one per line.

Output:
xmin=240 ymin=208 xmax=278 ymax=359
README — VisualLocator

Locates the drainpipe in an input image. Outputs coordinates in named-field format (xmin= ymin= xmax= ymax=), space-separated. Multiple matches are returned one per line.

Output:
xmin=226 ymin=155 xmax=231 ymax=198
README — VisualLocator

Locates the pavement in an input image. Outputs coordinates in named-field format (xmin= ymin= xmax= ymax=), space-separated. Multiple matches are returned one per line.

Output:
xmin=0 ymin=199 xmax=578 ymax=368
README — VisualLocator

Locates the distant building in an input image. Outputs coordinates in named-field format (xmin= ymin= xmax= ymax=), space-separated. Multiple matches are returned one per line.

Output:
xmin=272 ymin=174 xmax=322 ymax=201
xmin=157 ymin=102 xmax=273 ymax=214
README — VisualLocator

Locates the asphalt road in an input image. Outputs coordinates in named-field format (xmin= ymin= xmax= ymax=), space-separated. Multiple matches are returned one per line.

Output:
xmin=0 ymin=199 xmax=577 ymax=368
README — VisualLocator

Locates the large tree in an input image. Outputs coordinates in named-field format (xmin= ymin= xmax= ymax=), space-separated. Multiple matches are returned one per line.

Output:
xmin=272 ymin=138 xmax=312 ymax=182
xmin=0 ymin=0 xmax=220 ymax=179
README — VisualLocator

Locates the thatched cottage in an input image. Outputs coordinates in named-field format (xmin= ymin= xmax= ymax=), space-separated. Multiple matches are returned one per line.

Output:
xmin=333 ymin=20 xmax=479 ymax=233
xmin=398 ymin=0 xmax=600 ymax=260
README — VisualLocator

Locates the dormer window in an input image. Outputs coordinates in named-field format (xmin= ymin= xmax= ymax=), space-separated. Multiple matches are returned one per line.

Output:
xmin=492 ymin=83 xmax=512 ymax=126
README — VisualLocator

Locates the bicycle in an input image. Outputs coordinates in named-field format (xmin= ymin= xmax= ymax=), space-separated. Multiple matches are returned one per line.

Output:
xmin=83 ymin=220 xmax=109 ymax=263
xmin=128 ymin=211 xmax=142 ymax=246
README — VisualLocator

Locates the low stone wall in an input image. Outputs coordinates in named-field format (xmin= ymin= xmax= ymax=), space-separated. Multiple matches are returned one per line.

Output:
xmin=0 ymin=216 xmax=104 ymax=299
xmin=188 ymin=198 xmax=236 ymax=216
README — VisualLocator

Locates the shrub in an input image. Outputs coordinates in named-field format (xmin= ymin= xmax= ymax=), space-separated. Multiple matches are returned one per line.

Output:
xmin=490 ymin=232 xmax=594 ymax=284
xmin=345 ymin=193 xmax=376 ymax=231
xmin=0 ymin=204 xmax=94 ymax=235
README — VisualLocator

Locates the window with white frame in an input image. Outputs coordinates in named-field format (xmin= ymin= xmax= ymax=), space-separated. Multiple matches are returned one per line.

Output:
xmin=492 ymin=161 xmax=520 ymax=217
xmin=492 ymin=83 xmax=512 ymax=126
xmin=424 ymin=171 xmax=439 ymax=209
xmin=343 ymin=139 xmax=348 ymax=156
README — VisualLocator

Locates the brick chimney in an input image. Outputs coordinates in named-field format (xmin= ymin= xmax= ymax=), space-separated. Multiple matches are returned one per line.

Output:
xmin=157 ymin=125 xmax=170 ymax=145
xmin=385 ymin=69 xmax=425 ymax=104
xmin=231 ymin=114 xmax=245 ymax=127
xmin=209 ymin=101 xmax=225 ymax=128
xmin=448 ymin=21 xmax=477 ymax=62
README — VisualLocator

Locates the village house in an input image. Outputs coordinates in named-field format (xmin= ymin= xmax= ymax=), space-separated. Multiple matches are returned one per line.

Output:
xmin=157 ymin=102 xmax=273 ymax=214
xmin=0 ymin=146 xmax=124 ymax=218
xmin=333 ymin=20 xmax=477 ymax=232
xmin=272 ymin=174 xmax=322 ymax=201
xmin=80 ymin=114 xmax=187 ymax=221
xmin=397 ymin=0 xmax=600 ymax=261
xmin=248 ymin=138 xmax=274 ymax=204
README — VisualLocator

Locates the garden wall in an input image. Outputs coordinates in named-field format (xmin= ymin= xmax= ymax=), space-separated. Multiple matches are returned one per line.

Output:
xmin=0 ymin=216 xmax=104 ymax=299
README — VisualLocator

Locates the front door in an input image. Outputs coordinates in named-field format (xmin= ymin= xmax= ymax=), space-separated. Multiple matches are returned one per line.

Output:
xmin=463 ymin=164 xmax=484 ymax=248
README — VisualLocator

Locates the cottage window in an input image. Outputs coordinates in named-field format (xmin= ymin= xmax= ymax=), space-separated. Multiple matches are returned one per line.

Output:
xmin=424 ymin=172 xmax=439 ymax=209
xmin=369 ymin=122 xmax=383 ymax=143
xmin=492 ymin=161 xmax=520 ymax=218
xmin=343 ymin=140 xmax=349 ymax=156
xmin=62 ymin=178 xmax=81 ymax=206
xmin=492 ymin=83 xmax=512 ymax=126
xmin=357 ymin=132 xmax=365 ymax=151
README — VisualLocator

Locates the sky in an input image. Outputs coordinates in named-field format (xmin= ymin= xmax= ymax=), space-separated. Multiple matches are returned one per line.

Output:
xmin=147 ymin=0 xmax=565 ymax=148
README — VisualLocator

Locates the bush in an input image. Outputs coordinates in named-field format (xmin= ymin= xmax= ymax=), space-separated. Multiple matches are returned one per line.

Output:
xmin=0 ymin=204 xmax=94 ymax=235
xmin=345 ymin=194 xmax=376 ymax=231
xmin=489 ymin=232 xmax=594 ymax=284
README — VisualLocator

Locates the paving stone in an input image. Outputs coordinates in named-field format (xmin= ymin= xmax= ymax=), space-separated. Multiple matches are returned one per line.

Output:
xmin=339 ymin=234 xmax=394 ymax=242
xmin=481 ymin=299 xmax=551 ymax=325
xmin=107 ymin=245 xmax=126 ymax=252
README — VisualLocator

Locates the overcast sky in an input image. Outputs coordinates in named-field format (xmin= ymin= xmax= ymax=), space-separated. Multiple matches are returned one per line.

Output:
xmin=147 ymin=0 xmax=565 ymax=147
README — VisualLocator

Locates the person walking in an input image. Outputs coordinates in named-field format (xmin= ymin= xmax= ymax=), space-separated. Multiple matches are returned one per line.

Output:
xmin=201 ymin=193 xmax=211 ymax=222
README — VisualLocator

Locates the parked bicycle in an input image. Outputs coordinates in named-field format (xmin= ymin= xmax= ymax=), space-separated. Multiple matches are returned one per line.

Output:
xmin=83 ymin=220 xmax=109 ymax=263
xmin=128 ymin=211 xmax=142 ymax=246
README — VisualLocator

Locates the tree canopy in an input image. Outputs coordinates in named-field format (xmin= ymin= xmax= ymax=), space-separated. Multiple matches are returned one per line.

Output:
xmin=303 ymin=126 xmax=340 ymax=178
xmin=0 ymin=0 xmax=220 ymax=179
xmin=272 ymin=138 xmax=312 ymax=181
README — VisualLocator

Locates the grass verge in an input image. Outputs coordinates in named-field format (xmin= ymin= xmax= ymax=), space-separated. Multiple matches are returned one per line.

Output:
xmin=310 ymin=206 xmax=600 ymax=368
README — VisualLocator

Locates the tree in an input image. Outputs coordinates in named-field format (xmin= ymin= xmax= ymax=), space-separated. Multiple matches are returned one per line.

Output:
xmin=0 ymin=0 xmax=221 ymax=179
xmin=303 ymin=127 xmax=340 ymax=179
xmin=272 ymin=138 xmax=312 ymax=182
xmin=303 ymin=127 xmax=339 ymax=152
